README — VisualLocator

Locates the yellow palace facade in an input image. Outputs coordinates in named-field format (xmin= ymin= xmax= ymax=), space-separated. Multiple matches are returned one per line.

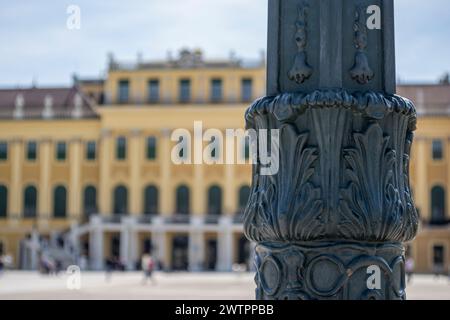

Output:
xmin=0 ymin=49 xmax=449 ymax=274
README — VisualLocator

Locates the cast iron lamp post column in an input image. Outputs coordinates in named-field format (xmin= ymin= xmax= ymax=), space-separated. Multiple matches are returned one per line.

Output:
xmin=244 ymin=0 xmax=418 ymax=300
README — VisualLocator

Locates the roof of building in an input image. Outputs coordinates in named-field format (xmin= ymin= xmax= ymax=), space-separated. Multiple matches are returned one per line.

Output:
xmin=108 ymin=49 xmax=266 ymax=72
xmin=76 ymin=78 xmax=105 ymax=86
xmin=0 ymin=86 xmax=98 ymax=120
xmin=397 ymin=84 xmax=450 ymax=116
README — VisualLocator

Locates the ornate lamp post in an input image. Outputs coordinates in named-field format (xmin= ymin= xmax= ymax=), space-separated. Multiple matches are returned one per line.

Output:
xmin=244 ymin=0 xmax=418 ymax=300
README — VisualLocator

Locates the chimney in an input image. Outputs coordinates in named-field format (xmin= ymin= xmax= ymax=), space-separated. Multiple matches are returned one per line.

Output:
xmin=42 ymin=95 xmax=54 ymax=119
xmin=14 ymin=94 xmax=25 ymax=119
xmin=72 ymin=93 xmax=83 ymax=119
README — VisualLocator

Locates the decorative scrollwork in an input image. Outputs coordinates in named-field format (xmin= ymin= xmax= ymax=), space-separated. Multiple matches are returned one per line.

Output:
xmin=254 ymin=242 xmax=406 ymax=300
xmin=288 ymin=3 xmax=313 ymax=84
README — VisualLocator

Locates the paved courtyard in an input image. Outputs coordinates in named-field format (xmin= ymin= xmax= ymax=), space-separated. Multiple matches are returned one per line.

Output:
xmin=0 ymin=272 xmax=449 ymax=300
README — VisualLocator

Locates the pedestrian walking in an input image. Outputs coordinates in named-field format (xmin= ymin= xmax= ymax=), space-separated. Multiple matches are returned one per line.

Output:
xmin=141 ymin=253 xmax=156 ymax=285
xmin=406 ymin=257 xmax=415 ymax=284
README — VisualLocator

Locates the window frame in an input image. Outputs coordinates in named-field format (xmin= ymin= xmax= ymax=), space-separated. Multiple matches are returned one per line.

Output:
xmin=0 ymin=185 xmax=7 ymax=218
xmin=432 ymin=139 xmax=444 ymax=161
xmin=118 ymin=79 xmax=130 ymax=104
xmin=23 ymin=185 xmax=38 ymax=218
xmin=56 ymin=141 xmax=67 ymax=161
xmin=116 ymin=136 xmax=127 ymax=161
xmin=176 ymin=185 xmax=190 ymax=215
xmin=431 ymin=185 xmax=446 ymax=224
xmin=86 ymin=141 xmax=97 ymax=161
xmin=26 ymin=141 xmax=38 ymax=161
xmin=241 ymin=78 xmax=253 ymax=102
xmin=148 ymin=79 xmax=160 ymax=104
xmin=179 ymin=79 xmax=191 ymax=103
xmin=211 ymin=78 xmax=223 ymax=103
xmin=146 ymin=136 xmax=157 ymax=160
xmin=83 ymin=185 xmax=97 ymax=216
xmin=53 ymin=185 xmax=67 ymax=219
xmin=207 ymin=185 xmax=223 ymax=216
xmin=144 ymin=185 xmax=159 ymax=215
xmin=0 ymin=141 xmax=8 ymax=161
xmin=113 ymin=185 xmax=129 ymax=215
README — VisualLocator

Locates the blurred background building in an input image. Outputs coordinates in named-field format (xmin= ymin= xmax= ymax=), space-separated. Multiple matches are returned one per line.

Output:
xmin=0 ymin=49 xmax=449 ymax=274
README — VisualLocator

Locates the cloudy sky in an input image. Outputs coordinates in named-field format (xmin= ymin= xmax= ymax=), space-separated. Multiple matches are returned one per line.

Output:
xmin=0 ymin=0 xmax=449 ymax=87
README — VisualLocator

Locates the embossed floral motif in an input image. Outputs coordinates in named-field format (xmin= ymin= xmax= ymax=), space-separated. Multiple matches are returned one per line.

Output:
xmin=339 ymin=124 xmax=398 ymax=239
xmin=244 ymin=124 xmax=324 ymax=242
xmin=338 ymin=123 xmax=418 ymax=241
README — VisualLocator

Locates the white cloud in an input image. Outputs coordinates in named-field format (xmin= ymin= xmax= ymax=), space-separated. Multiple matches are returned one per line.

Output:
xmin=0 ymin=0 xmax=449 ymax=86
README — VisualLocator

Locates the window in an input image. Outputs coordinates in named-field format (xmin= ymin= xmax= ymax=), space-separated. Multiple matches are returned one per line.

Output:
xmin=53 ymin=186 xmax=67 ymax=218
xmin=211 ymin=79 xmax=223 ymax=102
xmin=111 ymin=236 xmax=120 ymax=258
xmin=433 ymin=245 xmax=445 ymax=267
xmin=431 ymin=186 xmax=446 ymax=223
xmin=242 ymin=78 xmax=253 ymax=102
xmin=146 ymin=136 xmax=157 ymax=160
xmin=179 ymin=79 xmax=191 ymax=103
xmin=432 ymin=140 xmax=444 ymax=160
xmin=148 ymin=79 xmax=160 ymax=103
xmin=27 ymin=141 xmax=38 ymax=161
xmin=144 ymin=185 xmax=159 ymax=215
xmin=86 ymin=141 xmax=96 ymax=161
xmin=116 ymin=136 xmax=127 ymax=160
xmin=83 ymin=186 xmax=97 ymax=216
xmin=56 ymin=142 xmax=67 ymax=161
xmin=24 ymin=186 xmax=37 ymax=218
xmin=0 ymin=185 xmax=7 ymax=218
xmin=0 ymin=141 xmax=7 ymax=161
xmin=207 ymin=185 xmax=222 ymax=215
xmin=176 ymin=185 xmax=190 ymax=215
xmin=113 ymin=185 xmax=128 ymax=215
xmin=118 ymin=79 xmax=130 ymax=104
xmin=238 ymin=185 xmax=251 ymax=214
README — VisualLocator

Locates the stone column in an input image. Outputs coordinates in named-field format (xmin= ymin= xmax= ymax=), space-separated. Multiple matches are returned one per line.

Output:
xmin=130 ymin=129 xmax=143 ymax=216
xmin=193 ymin=138 xmax=204 ymax=216
xmin=89 ymin=215 xmax=104 ymax=270
xmin=119 ymin=216 xmax=138 ymax=270
xmin=224 ymin=163 xmax=235 ymax=215
xmin=99 ymin=129 xmax=112 ymax=215
xmin=415 ymin=138 xmax=429 ymax=221
xmin=120 ymin=218 xmax=130 ymax=269
xmin=160 ymin=129 xmax=172 ymax=216
xmin=38 ymin=138 xmax=51 ymax=225
xmin=189 ymin=217 xmax=205 ymax=271
xmin=151 ymin=216 xmax=167 ymax=270
xmin=217 ymin=216 xmax=233 ymax=272
xmin=244 ymin=0 xmax=418 ymax=300
xmin=69 ymin=138 xmax=82 ymax=222
xmin=30 ymin=229 xmax=40 ymax=270
xmin=9 ymin=138 xmax=22 ymax=220
xmin=69 ymin=222 xmax=80 ymax=258
xmin=447 ymin=137 xmax=450 ymax=219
